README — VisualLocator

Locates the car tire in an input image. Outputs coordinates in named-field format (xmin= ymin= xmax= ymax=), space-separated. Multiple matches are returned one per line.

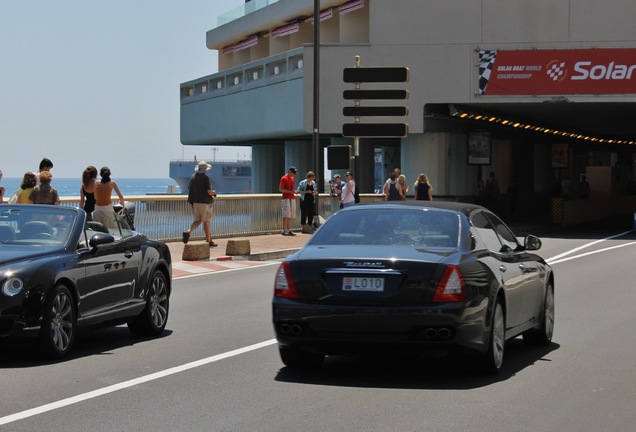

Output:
xmin=482 ymin=298 xmax=505 ymax=375
xmin=39 ymin=285 xmax=75 ymax=359
xmin=128 ymin=270 xmax=169 ymax=336
xmin=523 ymin=283 xmax=554 ymax=346
xmin=279 ymin=345 xmax=324 ymax=368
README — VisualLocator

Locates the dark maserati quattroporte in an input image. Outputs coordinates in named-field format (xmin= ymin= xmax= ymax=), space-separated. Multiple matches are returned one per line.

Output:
xmin=273 ymin=201 xmax=554 ymax=374
xmin=0 ymin=204 xmax=172 ymax=358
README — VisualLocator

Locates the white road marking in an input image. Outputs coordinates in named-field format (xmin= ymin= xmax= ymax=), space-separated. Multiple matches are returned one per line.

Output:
xmin=546 ymin=229 xmax=634 ymax=263
xmin=2 ymin=230 xmax=633 ymax=426
xmin=174 ymin=261 xmax=280 ymax=280
xmin=547 ymin=241 xmax=636 ymax=265
xmin=0 ymin=339 xmax=277 ymax=426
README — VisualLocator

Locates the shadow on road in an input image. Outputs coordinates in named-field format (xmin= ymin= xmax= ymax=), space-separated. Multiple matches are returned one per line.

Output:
xmin=275 ymin=338 xmax=560 ymax=389
xmin=0 ymin=326 xmax=173 ymax=368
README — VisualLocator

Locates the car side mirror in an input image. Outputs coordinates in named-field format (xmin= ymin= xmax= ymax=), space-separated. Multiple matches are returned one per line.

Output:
xmin=89 ymin=233 xmax=115 ymax=248
xmin=524 ymin=235 xmax=542 ymax=251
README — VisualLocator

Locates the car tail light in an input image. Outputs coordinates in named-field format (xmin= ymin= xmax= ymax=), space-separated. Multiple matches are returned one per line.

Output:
xmin=274 ymin=262 xmax=298 ymax=299
xmin=433 ymin=265 xmax=465 ymax=302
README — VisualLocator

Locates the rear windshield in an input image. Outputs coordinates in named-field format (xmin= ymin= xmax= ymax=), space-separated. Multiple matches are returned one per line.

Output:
xmin=310 ymin=208 xmax=460 ymax=248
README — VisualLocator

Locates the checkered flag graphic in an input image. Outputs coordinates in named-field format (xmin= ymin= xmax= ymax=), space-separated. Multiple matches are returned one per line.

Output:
xmin=478 ymin=50 xmax=497 ymax=95
xmin=547 ymin=61 xmax=566 ymax=81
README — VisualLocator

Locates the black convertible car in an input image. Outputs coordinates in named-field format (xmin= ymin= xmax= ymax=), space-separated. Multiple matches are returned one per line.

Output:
xmin=273 ymin=201 xmax=554 ymax=374
xmin=0 ymin=204 xmax=171 ymax=358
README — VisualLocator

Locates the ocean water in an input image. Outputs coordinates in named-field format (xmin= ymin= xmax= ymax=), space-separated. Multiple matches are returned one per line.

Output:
xmin=0 ymin=178 xmax=182 ymax=197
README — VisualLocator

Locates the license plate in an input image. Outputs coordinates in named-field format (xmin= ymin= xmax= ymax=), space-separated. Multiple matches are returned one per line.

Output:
xmin=342 ymin=277 xmax=384 ymax=292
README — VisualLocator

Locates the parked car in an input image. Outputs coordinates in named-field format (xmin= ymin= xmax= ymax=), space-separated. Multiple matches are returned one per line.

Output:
xmin=272 ymin=201 xmax=554 ymax=374
xmin=0 ymin=204 xmax=172 ymax=358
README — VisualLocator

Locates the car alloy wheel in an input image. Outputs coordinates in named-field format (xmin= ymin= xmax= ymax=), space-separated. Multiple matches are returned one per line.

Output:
xmin=482 ymin=298 xmax=505 ymax=375
xmin=128 ymin=270 xmax=169 ymax=336
xmin=523 ymin=283 xmax=555 ymax=346
xmin=40 ymin=285 xmax=75 ymax=358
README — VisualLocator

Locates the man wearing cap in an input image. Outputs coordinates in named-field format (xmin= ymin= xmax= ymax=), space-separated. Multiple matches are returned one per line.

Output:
xmin=279 ymin=166 xmax=299 ymax=236
xmin=330 ymin=174 xmax=344 ymax=197
xmin=183 ymin=161 xmax=217 ymax=247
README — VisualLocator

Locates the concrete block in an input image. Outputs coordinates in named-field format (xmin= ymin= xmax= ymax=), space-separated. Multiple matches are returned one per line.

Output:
xmin=182 ymin=242 xmax=210 ymax=261
xmin=225 ymin=239 xmax=251 ymax=256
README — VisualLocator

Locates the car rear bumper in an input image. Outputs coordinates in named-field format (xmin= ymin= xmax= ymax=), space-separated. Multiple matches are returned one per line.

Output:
xmin=273 ymin=298 xmax=490 ymax=355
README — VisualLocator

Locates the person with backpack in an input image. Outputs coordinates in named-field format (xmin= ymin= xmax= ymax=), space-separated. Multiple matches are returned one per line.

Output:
xmin=384 ymin=171 xmax=402 ymax=201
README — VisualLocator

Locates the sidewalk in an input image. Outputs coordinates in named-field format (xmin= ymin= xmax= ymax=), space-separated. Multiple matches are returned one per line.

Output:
xmin=166 ymin=230 xmax=309 ymax=266
xmin=165 ymin=219 xmax=558 ymax=277
xmin=166 ymin=218 xmax=554 ymax=267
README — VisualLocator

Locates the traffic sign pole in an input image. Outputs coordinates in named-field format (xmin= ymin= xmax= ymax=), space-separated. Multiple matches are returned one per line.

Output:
xmin=342 ymin=56 xmax=410 ymax=188
xmin=342 ymin=56 xmax=409 ymax=139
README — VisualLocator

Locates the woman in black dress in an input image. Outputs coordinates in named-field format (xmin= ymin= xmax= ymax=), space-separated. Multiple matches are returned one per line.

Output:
xmin=414 ymin=173 xmax=433 ymax=201
xmin=80 ymin=165 xmax=98 ymax=220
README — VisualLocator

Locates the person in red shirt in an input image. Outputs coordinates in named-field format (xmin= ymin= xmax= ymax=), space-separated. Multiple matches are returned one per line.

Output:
xmin=279 ymin=166 xmax=299 ymax=236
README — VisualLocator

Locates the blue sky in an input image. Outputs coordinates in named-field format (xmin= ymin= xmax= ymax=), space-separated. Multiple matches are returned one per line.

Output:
xmin=0 ymin=0 xmax=249 ymax=179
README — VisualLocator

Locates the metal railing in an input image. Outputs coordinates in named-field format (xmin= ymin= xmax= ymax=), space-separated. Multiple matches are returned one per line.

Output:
xmin=60 ymin=194 xmax=385 ymax=242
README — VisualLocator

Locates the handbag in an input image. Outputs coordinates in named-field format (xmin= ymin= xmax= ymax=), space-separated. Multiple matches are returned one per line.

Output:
xmin=8 ymin=189 xmax=20 ymax=204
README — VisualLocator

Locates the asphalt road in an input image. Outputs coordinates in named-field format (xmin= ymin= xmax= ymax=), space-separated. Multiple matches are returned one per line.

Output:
xmin=1 ymin=223 xmax=636 ymax=431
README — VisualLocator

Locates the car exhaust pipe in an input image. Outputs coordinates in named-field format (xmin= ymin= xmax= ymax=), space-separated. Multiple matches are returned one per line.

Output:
xmin=291 ymin=324 xmax=303 ymax=335
xmin=438 ymin=328 xmax=451 ymax=339
xmin=280 ymin=323 xmax=291 ymax=334
xmin=424 ymin=328 xmax=438 ymax=338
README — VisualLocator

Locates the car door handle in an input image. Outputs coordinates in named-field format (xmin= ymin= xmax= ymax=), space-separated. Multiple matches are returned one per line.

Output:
xmin=124 ymin=251 xmax=133 ymax=259
xmin=519 ymin=263 xmax=534 ymax=273
xmin=499 ymin=265 xmax=507 ymax=272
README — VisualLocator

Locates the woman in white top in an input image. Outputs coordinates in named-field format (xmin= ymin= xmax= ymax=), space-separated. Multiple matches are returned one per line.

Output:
xmin=340 ymin=172 xmax=356 ymax=209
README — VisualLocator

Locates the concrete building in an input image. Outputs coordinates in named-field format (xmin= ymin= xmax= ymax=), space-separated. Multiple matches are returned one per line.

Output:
xmin=180 ymin=0 xmax=636 ymax=220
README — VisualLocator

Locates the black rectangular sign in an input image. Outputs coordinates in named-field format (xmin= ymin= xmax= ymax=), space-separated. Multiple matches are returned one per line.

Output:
xmin=342 ymin=123 xmax=408 ymax=138
xmin=343 ymin=89 xmax=409 ymax=100
xmin=343 ymin=106 xmax=408 ymax=117
xmin=343 ymin=67 xmax=409 ymax=83
xmin=327 ymin=145 xmax=351 ymax=170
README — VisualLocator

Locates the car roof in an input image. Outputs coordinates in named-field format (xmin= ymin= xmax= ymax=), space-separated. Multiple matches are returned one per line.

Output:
xmin=344 ymin=201 xmax=485 ymax=218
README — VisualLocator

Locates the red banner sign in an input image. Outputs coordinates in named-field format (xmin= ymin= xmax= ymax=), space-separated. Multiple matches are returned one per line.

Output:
xmin=479 ymin=49 xmax=636 ymax=95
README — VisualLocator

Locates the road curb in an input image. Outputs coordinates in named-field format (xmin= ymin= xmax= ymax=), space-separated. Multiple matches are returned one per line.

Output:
xmin=211 ymin=249 xmax=301 ymax=262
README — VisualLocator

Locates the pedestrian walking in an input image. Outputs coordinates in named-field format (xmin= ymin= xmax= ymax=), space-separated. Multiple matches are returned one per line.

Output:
xmin=182 ymin=161 xmax=217 ymax=247
xmin=279 ymin=166 xmax=299 ymax=236
xmin=297 ymin=171 xmax=317 ymax=234
xmin=414 ymin=173 xmax=433 ymax=201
